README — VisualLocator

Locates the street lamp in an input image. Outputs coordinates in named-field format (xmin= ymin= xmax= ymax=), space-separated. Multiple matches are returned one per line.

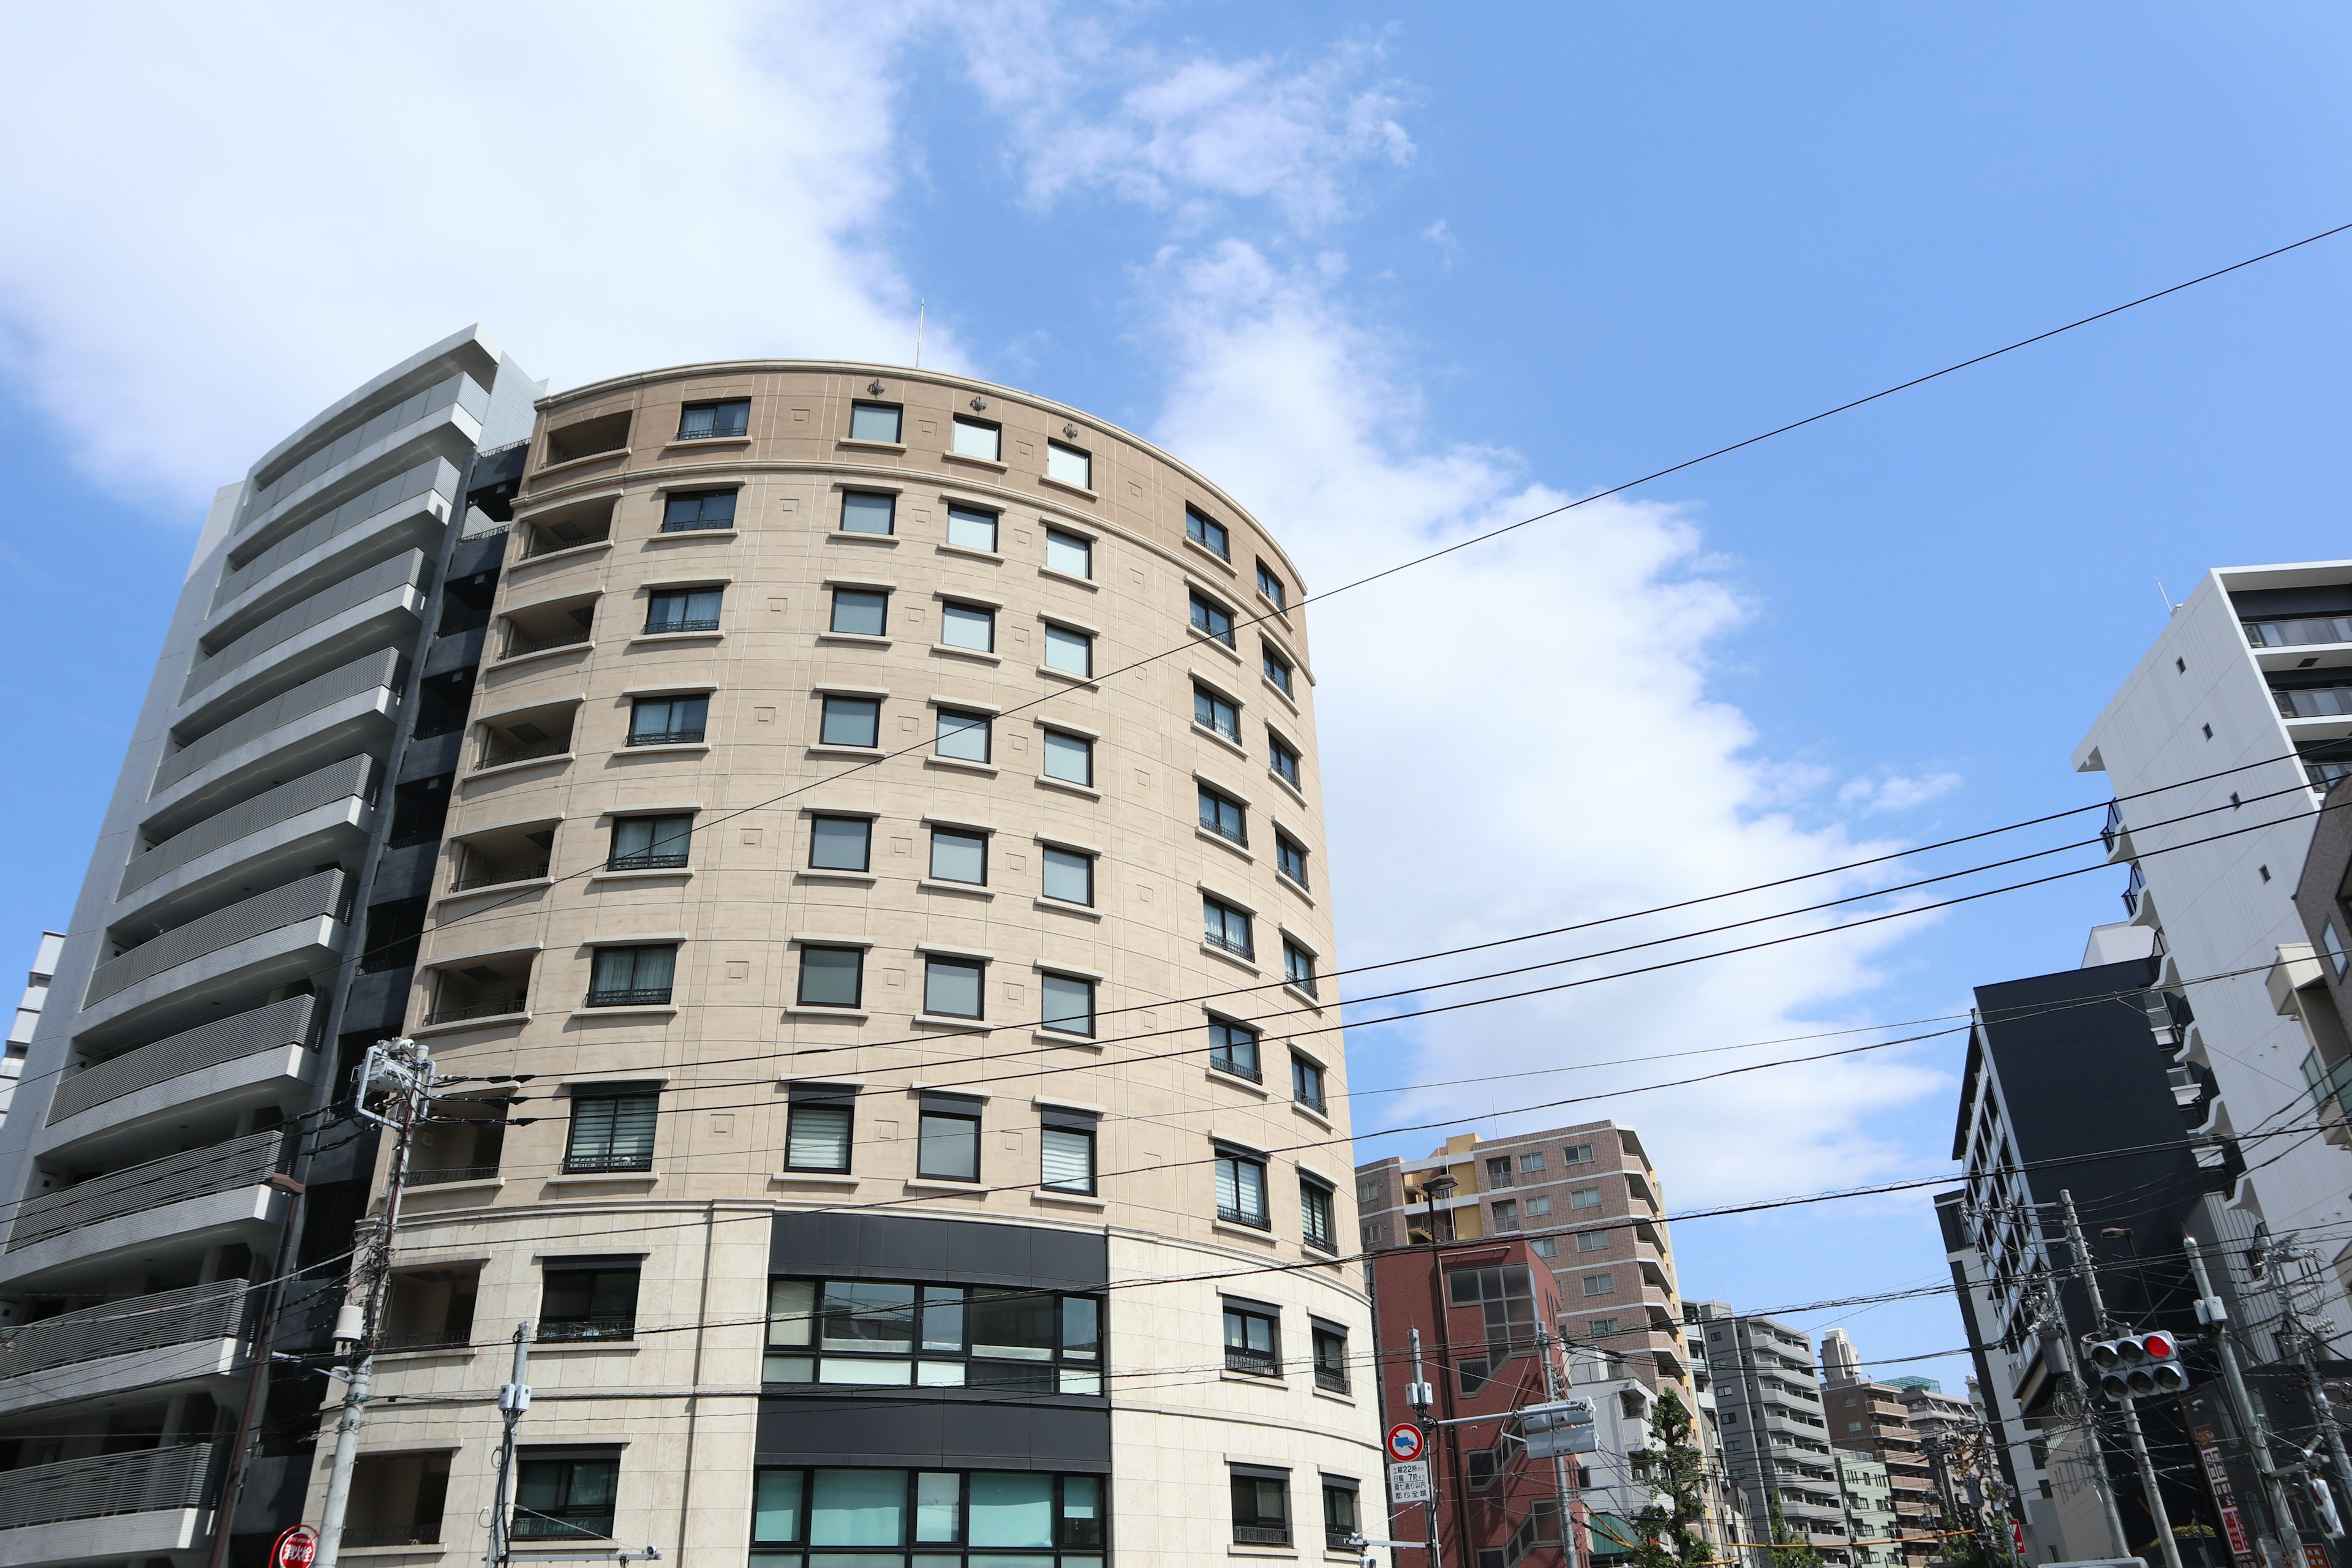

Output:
xmin=1422 ymin=1171 xmax=1458 ymax=1248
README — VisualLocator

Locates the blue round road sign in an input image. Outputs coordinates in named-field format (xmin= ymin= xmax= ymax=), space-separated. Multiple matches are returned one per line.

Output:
xmin=1387 ymin=1423 xmax=1423 ymax=1461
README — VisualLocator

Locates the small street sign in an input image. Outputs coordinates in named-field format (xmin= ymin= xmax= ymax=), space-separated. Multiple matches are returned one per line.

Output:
xmin=1387 ymin=1423 xmax=1424 ymax=1461
xmin=273 ymin=1526 xmax=321 ymax=1568
xmin=1389 ymin=1461 xmax=1432 ymax=1504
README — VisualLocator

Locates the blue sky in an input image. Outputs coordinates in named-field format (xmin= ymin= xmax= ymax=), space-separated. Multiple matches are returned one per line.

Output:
xmin=4 ymin=3 xmax=2349 ymax=1392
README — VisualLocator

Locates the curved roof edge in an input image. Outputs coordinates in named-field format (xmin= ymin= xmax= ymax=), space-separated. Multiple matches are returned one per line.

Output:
xmin=248 ymin=323 xmax=507 ymax=484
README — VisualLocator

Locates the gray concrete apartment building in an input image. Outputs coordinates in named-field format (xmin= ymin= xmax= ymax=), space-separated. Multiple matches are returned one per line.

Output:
xmin=1689 ymin=1302 xmax=1846 ymax=1566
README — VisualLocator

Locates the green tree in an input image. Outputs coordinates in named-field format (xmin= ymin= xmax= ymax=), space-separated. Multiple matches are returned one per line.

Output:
xmin=1625 ymin=1390 xmax=1714 ymax=1568
xmin=1765 ymin=1493 xmax=1827 ymax=1568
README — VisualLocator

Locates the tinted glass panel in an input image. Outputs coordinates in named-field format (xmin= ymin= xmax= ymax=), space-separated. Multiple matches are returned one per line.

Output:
xmin=840 ymin=492 xmax=895 ymax=535
xmin=848 ymin=402 xmax=902 ymax=443
xmin=1041 ymin=730 xmax=1091 ymax=785
xmin=810 ymin=816 xmax=872 ymax=871
xmin=1041 ymin=847 xmax=1092 ymax=905
xmin=830 ymin=590 xmax=888 ymax=636
xmin=1044 ymin=529 xmax=1092 ymax=577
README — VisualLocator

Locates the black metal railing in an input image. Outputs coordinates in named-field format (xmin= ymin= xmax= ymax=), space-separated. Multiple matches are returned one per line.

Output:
xmin=1225 ymin=1343 xmax=1279 ymax=1376
xmin=1209 ymin=1052 xmax=1261 ymax=1083
xmin=423 ymin=994 xmax=527 ymax=1025
xmin=584 ymin=987 xmax=672 ymax=1008
xmin=537 ymin=1315 xmax=637 ymax=1344
xmin=359 ymin=936 xmax=421 ymax=975
xmin=501 ymin=627 xmax=590 ymax=660
xmin=375 ymin=1329 xmax=472 ymax=1353
xmin=451 ymin=863 xmax=549 ymax=892
xmin=626 ymin=727 xmax=706 ymax=747
xmin=410 ymin=1163 xmax=501 ymax=1186
xmin=1234 ymin=1525 xmax=1291 ymax=1547
xmin=1204 ymin=929 xmax=1255 ymax=961
xmin=481 ymin=736 xmax=570 ymax=768
xmin=659 ymin=516 xmax=730 ymax=534
xmin=1314 ymin=1361 xmax=1350 ymax=1395
xmin=644 ymin=616 xmax=722 ymax=635
xmin=561 ymin=1150 xmax=654 ymax=1175
xmin=386 ymin=826 xmax=447 ymax=850
xmin=342 ymin=1525 xmax=444 ymax=1548
xmin=522 ymin=529 xmax=609 ymax=559
xmin=606 ymin=851 xmax=690 ymax=872
xmin=1217 ymin=1203 xmax=1270 ymax=1230
xmin=513 ymin=1510 xmax=617 ymax=1539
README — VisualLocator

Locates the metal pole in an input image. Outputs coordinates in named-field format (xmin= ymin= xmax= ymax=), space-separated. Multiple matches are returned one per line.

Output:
xmin=488 ymin=1322 xmax=533 ymax=1568
xmin=1539 ymin=1327 xmax=1579 ymax=1568
xmin=2064 ymin=1191 xmax=2185 ymax=1568
xmin=2186 ymin=1235 xmax=2302 ymax=1562
xmin=1412 ymin=1328 xmax=1444 ymax=1568
xmin=2272 ymin=1241 xmax=2352 ymax=1513
xmin=205 ymin=1140 xmax=310 ymax=1568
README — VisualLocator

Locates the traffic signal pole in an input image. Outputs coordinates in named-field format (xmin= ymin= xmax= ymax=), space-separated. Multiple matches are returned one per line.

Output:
xmin=2062 ymin=1191 xmax=2185 ymax=1568
xmin=2184 ymin=1235 xmax=2302 ymax=1564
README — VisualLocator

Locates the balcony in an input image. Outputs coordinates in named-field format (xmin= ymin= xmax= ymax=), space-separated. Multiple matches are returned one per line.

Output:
xmin=2276 ymin=685 xmax=2352 ymax=722
xmin=244 ymin=368 xmax=488 ymax=530
xmin=518 ymin=497 xmax=616 ymax=560
xmin=0 ymin=1281 xmax=247 ymax=1418
xmin=39 ymin=996 xmax=317 ymax=1163
xmin=145 ymin=649 xmax=402 ymax=839
xmin=583 ymin=987 xmax=672 ymax=1009
xmin=3 ymin=1129 xmax=285 ymax=1290
xmin=2305 ymin=1050 xmax=2352 ymax=1148
xmin=2246 ymin=615 xmax=2352 ymax=650
xmin=178 ymin=549 xmax=429 ymax=731
xmin=538 ymin=1315 xmax=636 ymax=1345
xmin=0 ymin=1444 xmax=213 ymax=1566
xmin=450 ymin=862 xmax=549 ymax=893
xmin=77 ymin=871 xmax=346 ymax=1048
xmin=423 ymin=993 xmax=529 ymax=1028
xmin=114 ymin=756 xmax=372 ymax=935
xmin=211 ymin=456 xmax=458 ymax=643
xmin=472 ymin=700 xmax=579 ymax=775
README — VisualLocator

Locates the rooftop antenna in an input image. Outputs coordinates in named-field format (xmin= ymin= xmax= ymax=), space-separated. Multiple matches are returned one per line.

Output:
xmin=916 ymin=300 xmax=924 ymax=369
xmin=2158 ymin=579 xmax=2177 ymax=614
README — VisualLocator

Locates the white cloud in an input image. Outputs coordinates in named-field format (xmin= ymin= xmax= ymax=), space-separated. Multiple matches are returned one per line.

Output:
xmin=1839 ymin=772 xmax=1966 ymax=813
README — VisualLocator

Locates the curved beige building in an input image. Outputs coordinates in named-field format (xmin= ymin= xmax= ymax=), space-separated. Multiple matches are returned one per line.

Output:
xmin=329 ymin=364 xmax=1379 ymax=1566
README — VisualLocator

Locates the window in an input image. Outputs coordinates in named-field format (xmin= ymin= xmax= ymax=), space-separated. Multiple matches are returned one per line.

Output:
xmin=1301 ymin=1177 xmax=1337 ymax=1252
xmin=1291 ymin=1054 xmax=1326 ymax=1112
xmin=848 ymin=401 xmax=902 ymax=443
xmin=1492 ymin=1199 xmax=1520 ymax=1232
xmin=1194 ymin=682 xmax=1240 ymax=741
xmin=1044 ymin=527 xmax=1093 ymax=578
xmin=1583 ymin=1273 xmax=1615 ymax=1296
xmin=1326 ymin=1476 xmax=1364 ymax=1551
xmin=1041 ymin=845 xmax=1094 ymax=906
xmin=646 ymin=586 xmax=722 ymax=635
xmin=1257 ymin=562 xmax=1286 ymax=608
xmin=749 ymin=1469 xmax=1104 ymax=1561
xmin=514 ymin=1449 xmax=621 ymax=1539
xmin=628 ymin=694 xmax=707 ymax=746
xmin=1588 ymin=1317 xmax=1622 ymax=1338
xmin=564 ymin=1093 xmax=656 ymax=1174
xmin=1262 ymin=644 xmax=1294 ymax=695
xmin=1040 ymin=728 xmax=1093 ymax=786
xmin=809 ymin=815 xmax=872 ymax=872
xmin=1040 ymin=973 xmax=1095 ymax=1037
xmin=1519 ymin=1152 xmax=1547 ymax=1173
xmin=1189 ymin=590 xmax=1237 ymax=648
xmin=940 ymin=601 xmax=996 ymax=652
xmin=2328 ymin=919 xmax=2349 ymax=979
xmin=1202 ymin=893 xmax=1254 ymax=959
xmin=1283 ymin=940 xmax=1316 ymax=996
xmin=829 ymin=587 xmax=888 ymax=636
xmin=946 ymin=503 xmax=999 ymax=552
xmin=1268 ymin=730 xmax=1301 ymax=786
xmin=840 ymin=490 xmax=896 ymax=535
xmin=924 ymin=956 xmax=985 ymax=1019
xmin=677 ymin=398 xmax=750 ymax=440
xmin=1531 ymin=1236 xmax=1558 ymax=1258
xmin=936 ymin=707 xmax=992 ymax=763
xmin=1525 ymin=1194 xmax=1551 ymax=1217
xmin=1362 ymin=1222 xmax=1384 ymax=1246
xmin=1209 ymin=1019 xmax=1261 ymax=1081
xmin=820 ymin=695 xmax=881 ymax=748
xmin=1564 ymin=1142 xmax=1596 ymax=1164
xmin=783 ymin=1087 xmax=856 ymax=1172
xmin=587 ymin=945 xmax=675 ymax=1007
xmin=609 ymin=813 xmax=691 ymax=871
xmin=1223 ymin=1302 xmax=1280 ymax=1376
xmin=1046 ymin=440 xmax=1091 ymax=489
xmin=1447 ymin=1265 xmax=1537 ymax=1351
xmin=763 ymin=1286 xmax=1104 ymax=1395
xmin=952 ymin=415 xmax=1001 ymax=461
xmin=1041 ymin=1110 xmax=1098 ymax=1193
xmin=541 ymin=1261 xmax=641 ymax=1343
xmin=1198 ymin=782 xmax=1247 ymax=844
xmin=1187 ymin=505 xmax=1231 ymax=560
xmin=662 ymin=489 xmax=737 ymax=533
xmin=1216 ymin=1146 xmax=1270 ymax=1227
xmin=1275 ymin=832 xmax=1309 ymax=888
xmin=1042 ymin=623 xmax=1092 ymax=677
xmin=1311 ymin=1325 xmax=1350 ymax=1395
xmin=1356 ymin=1178 xmax=1384 ymax=1205
xmin=796 ymin=946 xmax=864 ymax=1011
xmin=929 ymin=826 xmax=987 ymax=885
xmin=1569 ymin=1186 xmax=1602 ymax=1209
xmin=918 ymin=1097 xmax=983 ymax=1182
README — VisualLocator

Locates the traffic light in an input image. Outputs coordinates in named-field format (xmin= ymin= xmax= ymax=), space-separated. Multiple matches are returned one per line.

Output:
xmin=2083 ymin=1331 xmax=2190 ymax=1400
xmin=1514 ymin=1399 xmax=1597 ymax=1459
xmin=2309 ymin=1477 xmax=2343 ymax=1540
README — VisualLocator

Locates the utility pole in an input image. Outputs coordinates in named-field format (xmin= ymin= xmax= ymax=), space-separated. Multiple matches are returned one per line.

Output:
xmin=487 ymin=1322 xmax=534 ymax=1568
xmin=2062 ymin=1191 xmax=2185 ymax=1568
xmin=2185 ymin=1235 xmax=2302 ymax=1564
xmin=2269 ymin=1240 xmax=2352 ymax=1516
xmin=315 ymin=1038 xmax=434 ymax=1568
xmin=1537 ymin=1326 xmax=1579 ymax=1568
xmin=1411 ymin=1328 xmax=1445 ymax=1568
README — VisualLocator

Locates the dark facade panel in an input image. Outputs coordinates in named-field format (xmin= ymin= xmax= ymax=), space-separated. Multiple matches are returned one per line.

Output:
xmin=769 ymin=1211 xmax=1109 ymax=1289
xmin=397 ymin=729 xmax=464 ymax=784
xmin=756 ymin=1394 xmax=1110 ymax=1471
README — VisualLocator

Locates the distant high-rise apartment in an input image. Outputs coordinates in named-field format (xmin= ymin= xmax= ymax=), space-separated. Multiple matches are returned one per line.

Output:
xmin=1689 ymin=1302 xmax=1845 ymax=1566
xmin=1817 ymin=1372 xmax=1933 ymax=1567
xmin=1834 ymin=1450 xmax=1899 ymax=1568
xmin=1819 ymin=1327 xmax=1861 ymax=1387
xmin=1 ymin=933 xmax=63 ymax=1128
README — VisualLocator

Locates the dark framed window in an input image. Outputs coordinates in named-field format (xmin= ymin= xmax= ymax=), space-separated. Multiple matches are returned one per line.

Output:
xmin=1300 ymin=1177 xmax=1336 ymax=1253
xmin=808 ymin=815 xmax=872 ymax=872
xmin=541 ymin=1261 xmax=640 ymax=1343
xmin=829 ymin=587 xmax=888 ymax=636
xmin=941 ymin=600 xmax=996 ymax=653
xmin=783 ymin=1084 xmax=856 ymax=1171
xmin=662 ymin=489 xmax=737 ymax=533
xmin=1042 ymin=623 xmax=1092 ymax=677
xmin=936 ymin=707 xmax=992 ymax=763
xmin=1209 ymin=1019 xmax=1261 ymax=1081
xmin=1046 ymin=440 xmax=1091 ymax=489
xmin=1564 ymin=1142 xmax=1596 ymax=1164
xmin=1283 ymin=940 xmax=1316 ymax=995
xmin=1044 ymin=527 xmax=1093 ymax=578
xmin=1189 ymin=590 xmax=1237 ymax=649
xmin=609 ymin=813 xmax=692 ymax=871
xmin=1215 ymin=1145 xmax=1270 ymax=1228
xmin=1487 ymin=1156 xmax=1514 ymax=1188
xmin=1322 ymin=1478 xmax=1360 ymax=1550
xmin=796 ymin=946 xmax=864 ymax=1010
xmin=1268 ymin=730 xmax=1301 ymax=786
xmin=1198 ymin=782 xmax=1247 ymax=845
xmin=1041 ymin=845 xmax=1094 ymax=906
xmin=1230 ymin=1464 xmax=1289 ymax=1546
xmin=646 ymin=587 xmax=722 ymax=635
xmin=677 ymin=399 xmax=750 ymax=440
xmin=924 ymin=955 xmax=985 ymax=1019
xmin=750 ymin=1468 xmax=1106 ymax=1560
xmin=848 ymin=401 xmax=902 ymax=443
xmin=628 ymin=694 xmax=707 ymax=746
xmin=819 ymin=695 xmax=881 ymax=748
xmin=1447 ymin=1264 xmax=1538 ymax=1353
xmin=1030 ymin=729 xmax=1088 ymax=788
xmin=514 ymin=1448 xmax=620 ymax=1539
xmin=1202 ymin=894 xmax=1254 ymax=960
xmin=929 ymin=826 xmax=988 ymax=886
xmin=946 ymin=503 xmax=999 ymax=552
xmin=1223 ymin=1301 xmax=1280 ymax=1376
xmin=1041 ymin=1109 xmax=1098 ymax=1194
xmin=1312 ymin=1325 xmax=1350 ymax=1395
xmin=763 ymin=1280 xmax=1103 ymax=1394
xmin=587 ymin=944 xmax=675 ymax=1007
xmin=840 ymin=490 xmax=896 ymax=536
xmin=1263 ymin=644 xmax=1294 ymax=695
xmin=1492 ymin=1199 xmax=1520 ymax=1232
xmin=1257 ymin=562 xmax=1286 ymax=608
xmin=1275 ymin=832 xmax=1309 ymax=888
xmin=918 ymin=1096 xmax=982 ymax=1182
xmin=1186 ymin=505 xmax=1231 ymax=560
xmin=1193 ymin=683 xmax=1240 ymax=741
xmin=1040 ymin=972 xmax=1095 ymax=1037
xmin=1291 ymin=1054 xmax=1326 ymax=1112
xmin=563 ymin=1093 xmax=655 ymax=1174
xmin=952 ymin=415 xmax=1001 ymax=461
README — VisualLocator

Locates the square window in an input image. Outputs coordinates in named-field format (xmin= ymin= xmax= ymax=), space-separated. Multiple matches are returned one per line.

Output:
xmin=808 ymin=815 xmax=872 ymax=872
xmin=940 ymin=601 xmax=995 ymax=652
xmin=1564 ymin=1142 xmax=1595 ymax=1164
xmin=1042 ymin=1123 xmax=1096 ymax=1193
xmin=1583 ymin=1273 xmax=1614 ymax=1296
xmin=1275 ymin=833 xmax=1309 ymax=888
xmin=1321 ymin=1479 xmax=1359 ymax=1549
xmin=1040 ymin=728 xmax=1093 ymax=786
xmin=1525 ymin=1194 xmax=1551 ymax=1216
xmin=951 ymin=416 xmax=1001 ymax=461
xmin=848 ymin=402 xmax=902 ymax=443
xmin=1202 ymin=894 xmax=1254 ymax=959
xmin=629 ymin=694 xmax=707 ymax=746
xmin=662 ymin=489 xmax=737 ymax=533
xmin=819 ymin=695 xmax=881 ymax=748
xmin=1283 ymin=940 xmax=1316 ymax=996
xmin=840 ymin=491 xmax=895 ymax=535
xmin=1045 ymin=527 xmax=1093 ymax=578
xmin=1194 ymin=684 xmax=1240 ymax=741
xmin=1262 ymin=644 xmax=1294 ymax=695
xmin=2328 ymin=920 xmax=2349 ymax=979
xmin=1519 ymin=1152 xmax=1547 ymax=1173
xmin=1224 ymin=1303 xmax=1280 ymax=1376
xmin=936 ymin=708 xmax=992 ymax=763
xmin=587 ymin=944 xmax=675 ymax=1006
xmin=1198 ymin=783 xmax=1247 ymax=844
xmin=677 ymin=399 xmax=750 ymax=440
xmin=1046 ymin=440 xmax=1091 ymax=489
xmin=796 ymin=946 xmax=864 ymax=1010
xmin=1209 ymin=1019 xmax=1261 ymax=1081
xmin=1041 ymin=845 xmax=1094 ymax=905
xmin=784 ymin=1093 xmax=854 ymax=1170
xmin=515 ymin=1450 xmax=622 ymax=1539
xmin=925 ymin=956 xmax=985 ymax=1019
xmin=1189 ymin=590 xmax=1236 ymax=649
xmin=646 ymin=587 xmax=723 ymax=635
xmin=1256 ymin=563 xmax=1286 ymax=608
xmin=1492 ymin=1199 xmax=1519 ymax=1231
xmin=1588 ymin=1317 xmax=1621 ymax=1338
xmin=1042 ymin=623 xmax=1093 ymax=677
xmin=1569 ymin=1186 xmax=1602 ymax=1208
xmin=610 ymin=813 xmax=692 ymax=871
xmin=1216 ymin=1150 xmax=1270 ymax=1228
xmin=946 ymin=503 xmax=999 ymax=552
xmin=919 ymin=1107 xmax=981 ymax=1182
xmin=564 ymin=1093 xmax=657 ymax=1175
xmin=1291 ymin=1054 xmax=1325 ymax=1112
xmin=1187 ymin=506 xmax=1232 ymax=560
xmin=1301 ymin=1180 xmax=1336 ymax=1252
xmin=1040 ymin=972 xmax=1095 ymax=1036
xmin=1268 ymin=731 xmax=1301 ymax=786
xmin=929 ymin=826 xmax=987 ymax=885
xmin=829 ymin=588 xmax=888 ymax=636
xmin=1531 ymin=1236 xmax=1558 ymax=1258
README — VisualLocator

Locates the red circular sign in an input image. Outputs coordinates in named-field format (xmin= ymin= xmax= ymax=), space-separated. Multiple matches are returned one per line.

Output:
xmin=273 ymin=1525 xmax=320 ymax=1568
xmin=1387 ymin=1423 xmax=1424 ymax=1461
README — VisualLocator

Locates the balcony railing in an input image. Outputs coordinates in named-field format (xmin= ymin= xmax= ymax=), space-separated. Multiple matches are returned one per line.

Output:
xmin=409 ymin=1163 xmax=502 ymax=1187
xmin=480 ymin=736 xmax=570 ymax=769
xmin=0 ymin=1280 xmax=246 ymax=1379
xmin=423 ymin=994 xmax=527 ymax=1026
xmin=0 ymin=1442 xmax=213 ymax=1530
xmin=625 ymin=727 xmax=706 ymax=747
xmin=87 ymin=870 xmax=347 ymax=1005
xmin=1203 ymin=930 xmax=1255 ymax=961
xmin=2309 ymin=758 xmax=2352 ymax=792
xmin=500 ymin=627 xmax=590 ymax=661
xmin=606 ymin=850 xmax=688 ymax=872
xmin=1209 ymin=1052 xmax=1262 ymax=1084
xmin=2122 ymin=861 xmax=2146 ymax=918
xmin=659 ymin=515 xmax=730 ymax=535
xmin=450 ymin=862 xmax=549 ymax=892
xmin=1226 ymin=1344 xmax=1280 ymax=1376
xmin=2306 ymin=1051 xmax=2352 ymax=1123
xmin=2101 ymin=799 xmax=2126 ymax=854
xmin=1234 ymin=1525 xmax=1291 ymax=1547
xmin=1314 ymin=1360 xmax=1350 ymax=1395
xmin=9 ymin=1129 xmax=284 ymax=1252
xmin=2276 ymin=686 xmax=2352 ymax=721
xmin=375 ymin=1329 xmax=473 ymax=1352
xmin=561 ymin=1150 xmax=653 ymax=1175
xmin=342 ymin=1524 xmax=443 ymax=1548
xmin=2247 ymin=616 xmax=2352 ymax=650
xmin=537 ymin=1316 xmax=636 ymax=1344
xmin=156 ymin=648 xmax=401 ymax=792
xmin=645 ymin=616 xmax=722 ymax=635
xmin=584 ymin=987 xmax=672 ymax=1008
xmin=48 ymin=995 xmax=316 ymax=1126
